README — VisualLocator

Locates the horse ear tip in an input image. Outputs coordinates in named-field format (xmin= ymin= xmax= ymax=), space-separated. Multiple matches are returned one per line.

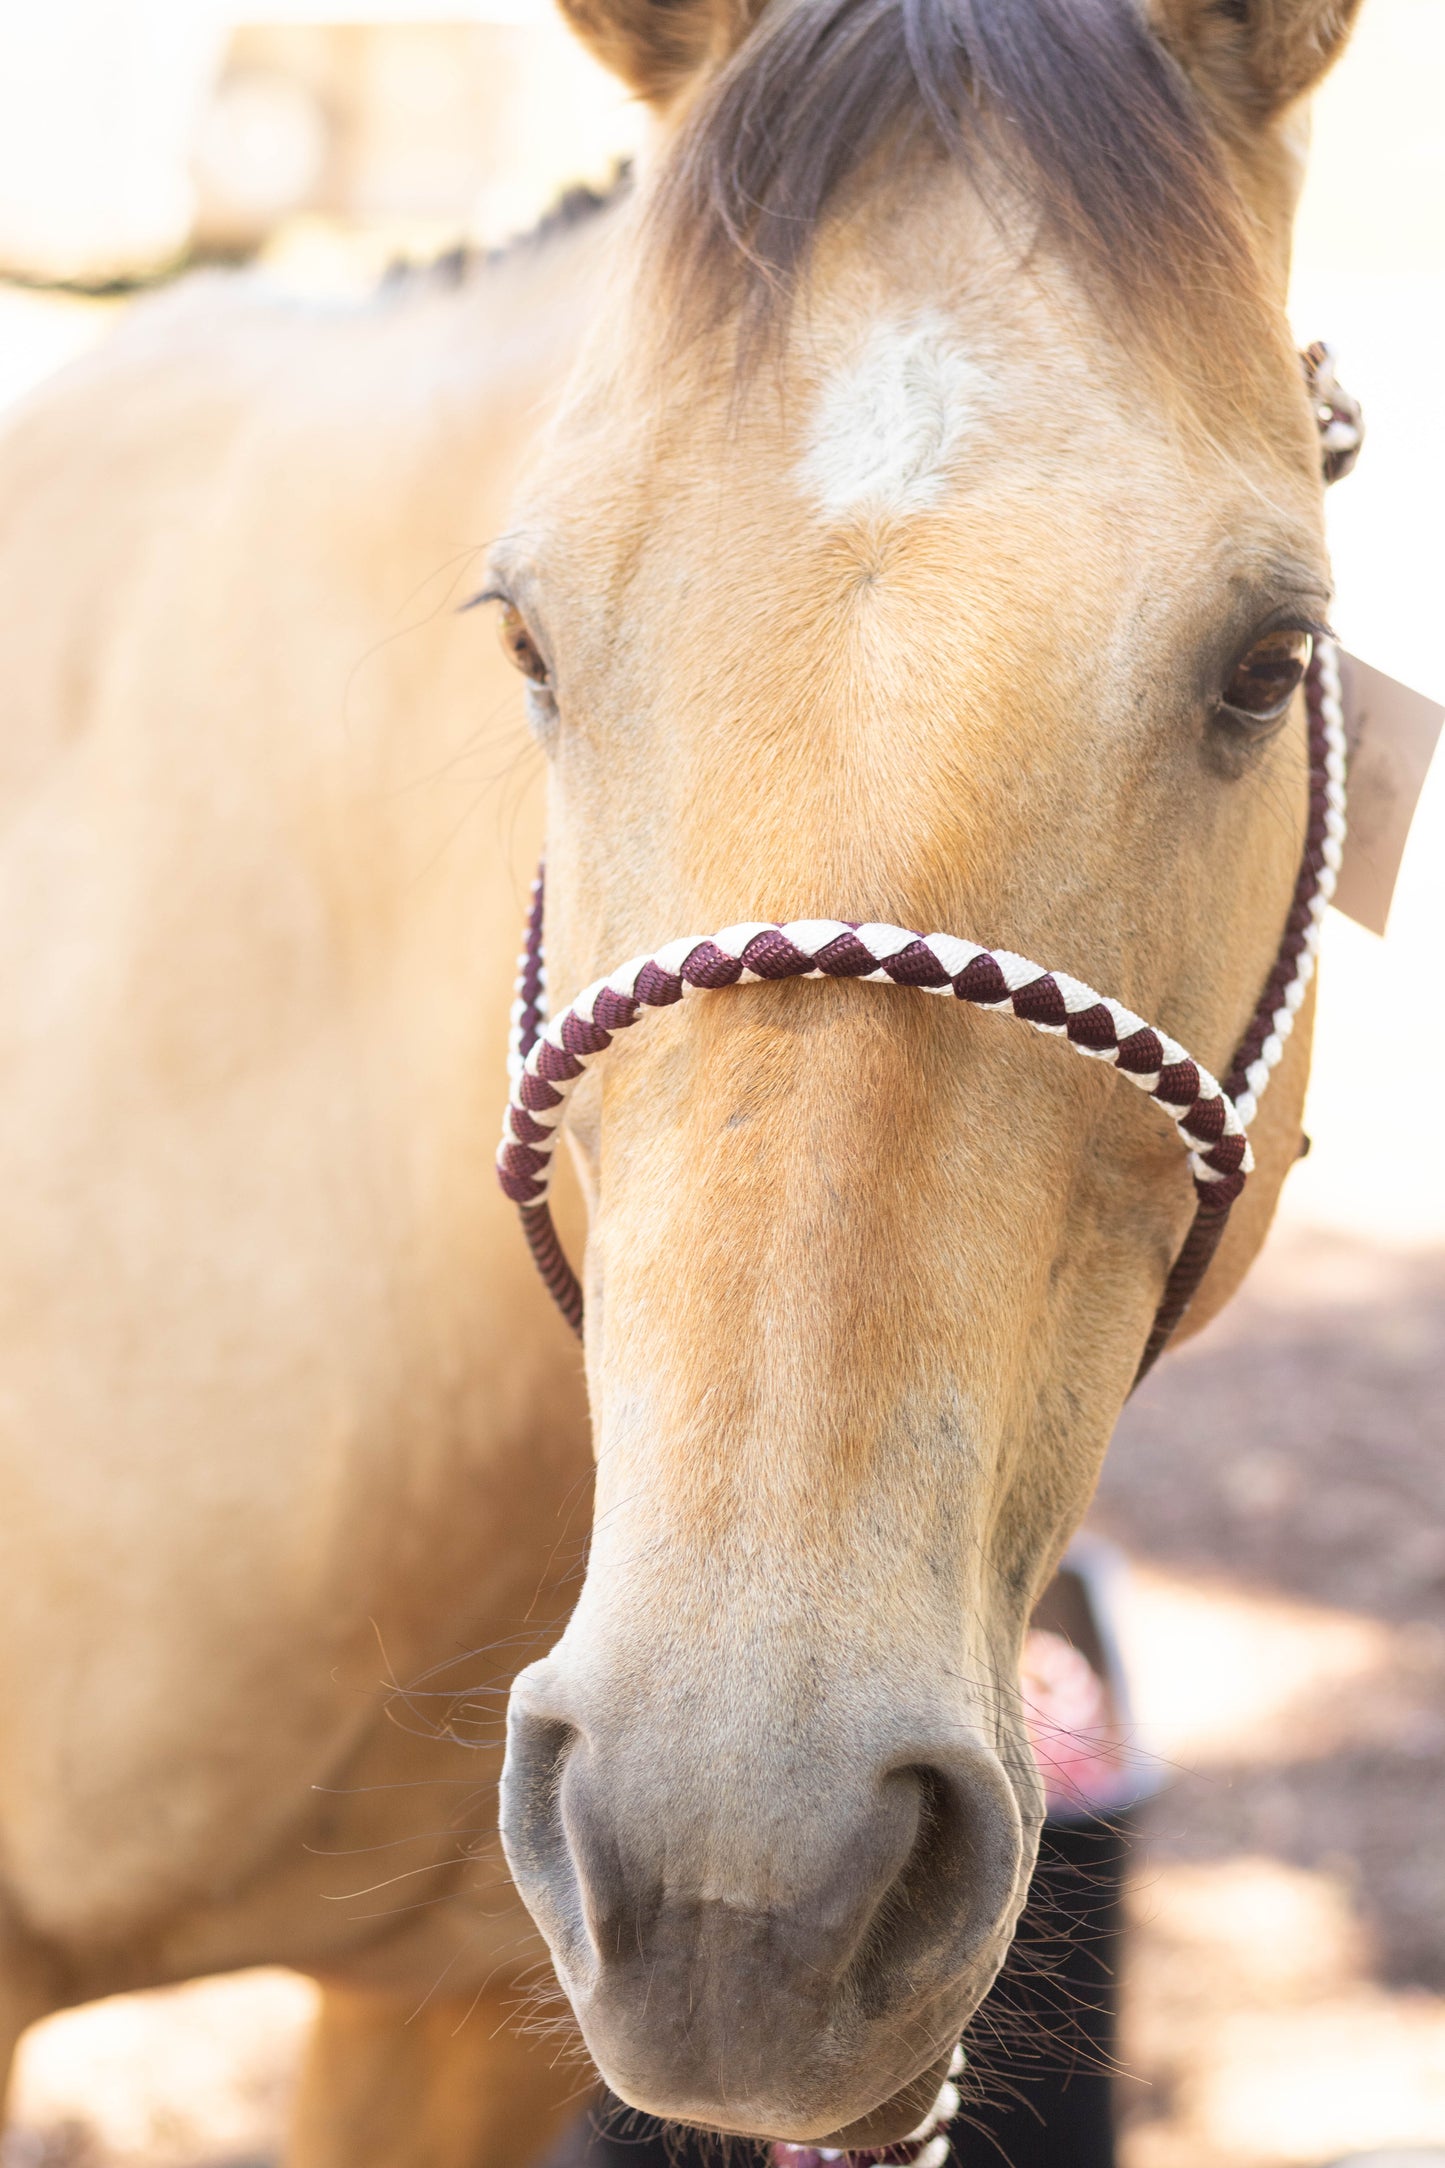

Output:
xmin=1162 ymin=0 xmax=1364 ymax=115
xmin=555 ymin=0 xmax=719 ymax=106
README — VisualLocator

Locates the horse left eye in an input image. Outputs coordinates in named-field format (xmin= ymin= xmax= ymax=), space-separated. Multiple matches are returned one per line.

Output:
xmin=497 ymin=602 xmax=552 ymax=689
xmin=1219 ymin=627 xmax=1313 ymax=726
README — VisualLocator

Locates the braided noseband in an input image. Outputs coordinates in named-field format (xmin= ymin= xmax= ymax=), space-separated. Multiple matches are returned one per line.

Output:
xmin=494 ymin=354 xmax=1356 ymax=2167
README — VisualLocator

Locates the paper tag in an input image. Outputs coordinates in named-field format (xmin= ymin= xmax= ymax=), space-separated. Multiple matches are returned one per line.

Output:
xmin=1334 ymin=651 xmax=1443 ymax=937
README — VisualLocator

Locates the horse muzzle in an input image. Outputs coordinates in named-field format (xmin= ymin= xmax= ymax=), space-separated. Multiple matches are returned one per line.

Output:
xmin=500 ymin=1652 xmax=1028 ymax=2143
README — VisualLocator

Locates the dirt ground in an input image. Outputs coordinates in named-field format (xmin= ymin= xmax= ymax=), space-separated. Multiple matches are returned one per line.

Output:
xmin=1104 ymin=1229 xmax=1445 ymax=2165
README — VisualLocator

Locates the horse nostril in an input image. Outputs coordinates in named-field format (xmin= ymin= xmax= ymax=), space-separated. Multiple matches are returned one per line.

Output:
xmin=852 ymin=1756 xmax=1021 ymax=2020
xmin=500 ymin=1695 xmax=594 ymax=1981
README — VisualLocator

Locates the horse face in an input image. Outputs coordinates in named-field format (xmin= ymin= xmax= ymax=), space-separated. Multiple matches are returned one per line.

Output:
xmin=492 ymin=0 xmax=1353 ymax=2137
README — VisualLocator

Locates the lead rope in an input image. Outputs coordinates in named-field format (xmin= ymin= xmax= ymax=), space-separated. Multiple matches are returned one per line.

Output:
xmin=496 ymin=350 xmax=1359 ymax=2164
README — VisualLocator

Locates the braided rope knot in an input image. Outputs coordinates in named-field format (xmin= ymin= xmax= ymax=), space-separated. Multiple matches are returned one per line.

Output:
xmin=1302 ymin=341 xmax=1365 ymax=485
xmin=498 ymin=916 xmax=1254 ymax=1213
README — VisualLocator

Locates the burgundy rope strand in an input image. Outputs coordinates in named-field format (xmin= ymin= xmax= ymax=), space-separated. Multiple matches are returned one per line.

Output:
xmin=1131 ymin=1191 xmax=1232 ymax=1383
xmin=511 ymin=876 xmax=585 ymax=1332
xmin=521 ymin=1194 xmax=584 ymax=1334
xmin=512 ymin=870 xmax=548 ymax=1080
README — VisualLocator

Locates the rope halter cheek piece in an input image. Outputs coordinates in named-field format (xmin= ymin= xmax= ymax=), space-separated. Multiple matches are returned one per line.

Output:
xmin=493 ymin=352 xmax=1358 ymax=2163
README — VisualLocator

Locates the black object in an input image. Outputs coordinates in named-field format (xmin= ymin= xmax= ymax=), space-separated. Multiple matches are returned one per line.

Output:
xmin=952 ymin=1811 xmax=1133 ymax=2167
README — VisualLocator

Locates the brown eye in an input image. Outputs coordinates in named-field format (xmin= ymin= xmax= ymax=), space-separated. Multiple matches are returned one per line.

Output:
xmin=497 ymin=602 xmax=551 ymax=689
xmin=1220 ymin=626 xmax=1313 ymax=726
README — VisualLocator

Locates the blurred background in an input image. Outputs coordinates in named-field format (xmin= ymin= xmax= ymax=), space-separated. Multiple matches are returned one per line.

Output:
xmin=0 ymin=3 xmax=1441 ymax=2166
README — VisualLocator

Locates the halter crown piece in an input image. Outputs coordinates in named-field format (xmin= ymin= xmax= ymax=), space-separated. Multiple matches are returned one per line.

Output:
xmin=495 ymin=350 xmax=1359 ymax=2163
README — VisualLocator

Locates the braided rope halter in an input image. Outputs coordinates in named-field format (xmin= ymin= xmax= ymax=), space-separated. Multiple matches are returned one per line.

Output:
xmin=495 ymin=352 xmax=1358 ymax=2163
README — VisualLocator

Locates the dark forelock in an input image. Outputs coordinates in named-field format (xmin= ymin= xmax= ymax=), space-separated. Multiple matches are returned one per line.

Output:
xmin=653 ymin=0 xmax=1264 ymax=362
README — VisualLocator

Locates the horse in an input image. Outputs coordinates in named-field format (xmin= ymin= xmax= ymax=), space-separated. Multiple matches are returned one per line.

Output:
xmin=0 ymin=0 xmax=1362 ymax=2154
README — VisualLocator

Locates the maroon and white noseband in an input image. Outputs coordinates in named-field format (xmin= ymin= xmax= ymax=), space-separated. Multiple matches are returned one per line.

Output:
xmin=499 ymin=902 xmax=1254 ymax=1228
xmin=498 ymin=638 xmax=1346 ymax=1374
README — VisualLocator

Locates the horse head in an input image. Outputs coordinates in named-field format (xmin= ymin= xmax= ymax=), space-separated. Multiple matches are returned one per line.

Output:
xmin=492 ymin=0 xmax=1358 ymax=2140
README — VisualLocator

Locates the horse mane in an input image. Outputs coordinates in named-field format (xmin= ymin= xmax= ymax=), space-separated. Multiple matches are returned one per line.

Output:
xmin=653 ymin=0 xmax=1265 ymax=360
xmin=381 ymin=167 xmax=634 ymax=298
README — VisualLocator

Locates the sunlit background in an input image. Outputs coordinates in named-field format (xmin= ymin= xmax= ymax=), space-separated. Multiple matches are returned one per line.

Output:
xmin=0 ymin=2 xmax=1441 ymax=2165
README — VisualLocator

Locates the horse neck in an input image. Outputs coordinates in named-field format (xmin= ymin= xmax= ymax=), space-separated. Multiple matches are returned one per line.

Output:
xmin=326 ymin=224 xmax=614 ymax=1010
